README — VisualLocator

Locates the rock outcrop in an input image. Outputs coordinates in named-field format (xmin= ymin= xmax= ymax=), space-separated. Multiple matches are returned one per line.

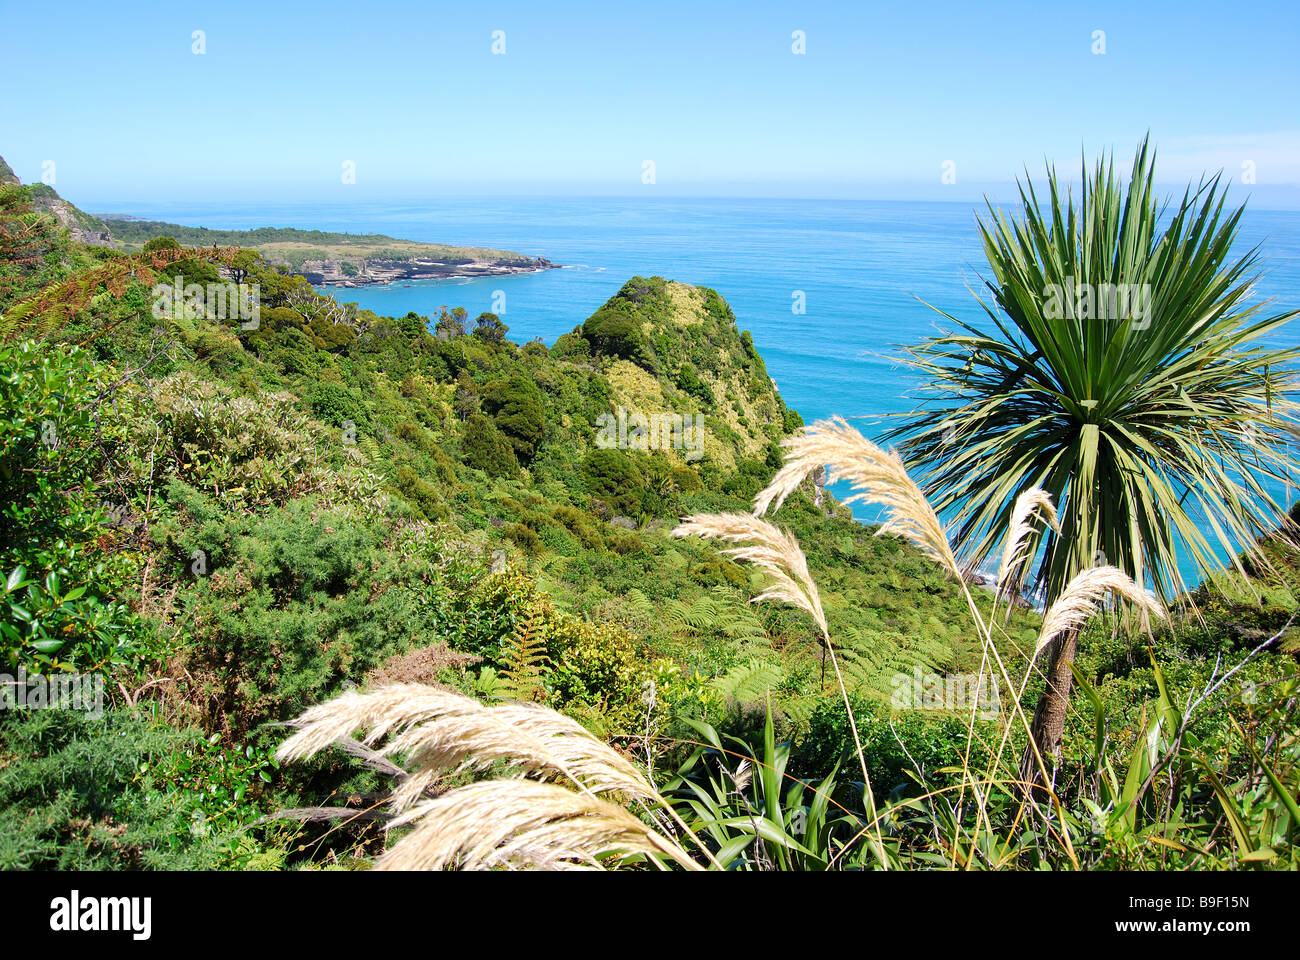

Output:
xmin=299 ymin=255 xmax=556 ymax=287
xmin=41 ymin=195 xmax=115 ymax=247
xmin=0 ymin=155 xmax=115 ymax=247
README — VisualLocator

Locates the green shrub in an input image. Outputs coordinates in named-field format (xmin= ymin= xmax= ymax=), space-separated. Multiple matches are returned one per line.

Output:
xmin=550 ymin=326 xmax=590 ymax=360
xmin=582 ymin=282 xmax=657 ymax=367
xmin=503 ymin=522 xmax=542 ymax=556
xmin=582 ymin=448 xmax=643 ymax=517
xmin=141 ymin=236 xmax=181 ymax=253
xmin=675 ymin=362 xmax=715 ymax=404
xmin=462 ymin=414 xmax=519 ymax=477
xmin=793 ymin=694 xmax=995 ymax=792
xmin=166 ymin=489 xmax=435 ymax=736
xmin=481 ymin=374 xmax=546 ymax=463
xmin=547 ymin=618 xmax=642 ymax=721
xmin=472 ymin=312 xmax=508 ymax=343
xmin=306 ymin=381 xmax=369 ymax=429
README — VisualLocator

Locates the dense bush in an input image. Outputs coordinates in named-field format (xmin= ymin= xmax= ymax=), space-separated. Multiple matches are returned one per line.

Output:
xmin=792 ymin=693 xmax=995 ymax=793
xmin=472 ymin=311 xmax=508 ymax=343
xmin=307 ymin=380 xmax=369 ymax=429
xmin=162 ymin=487 xmax=436 ymax=736
xmin=582 ymin=291 xmax=652 ymax=365
xmin=141 ymin=235 xmax=181 ymax=253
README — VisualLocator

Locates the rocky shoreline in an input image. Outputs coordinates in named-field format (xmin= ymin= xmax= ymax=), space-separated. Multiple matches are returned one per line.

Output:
xmin=304 ymin=255 xmax=558 ymax=287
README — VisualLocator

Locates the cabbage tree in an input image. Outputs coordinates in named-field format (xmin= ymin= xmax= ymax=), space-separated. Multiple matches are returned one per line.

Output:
xmin=888 ymin=139 xmax=1300 ymax=780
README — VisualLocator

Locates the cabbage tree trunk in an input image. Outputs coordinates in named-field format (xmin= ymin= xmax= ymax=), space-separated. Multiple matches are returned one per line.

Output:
xmin=1018 ymin=628 xmax=1079 ymax=793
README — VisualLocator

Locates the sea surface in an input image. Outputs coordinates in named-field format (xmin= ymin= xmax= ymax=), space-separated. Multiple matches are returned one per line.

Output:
xmin=93 ymin=196 xmax=1300 ymax=587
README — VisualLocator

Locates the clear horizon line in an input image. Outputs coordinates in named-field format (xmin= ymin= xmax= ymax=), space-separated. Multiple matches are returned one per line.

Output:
xmin=70 ymin=184 xmax=1300 ymax=216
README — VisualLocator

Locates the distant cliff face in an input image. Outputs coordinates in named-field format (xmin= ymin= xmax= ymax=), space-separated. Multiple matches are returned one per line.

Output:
xmin=0 ymin=154 xmax=18 ymax=185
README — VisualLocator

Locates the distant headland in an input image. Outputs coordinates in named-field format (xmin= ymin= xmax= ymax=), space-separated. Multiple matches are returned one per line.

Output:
xmin=96 ymin=215 xmax=558 ymax=287
xmin=0 ymin=155 xmax=558 ymax=288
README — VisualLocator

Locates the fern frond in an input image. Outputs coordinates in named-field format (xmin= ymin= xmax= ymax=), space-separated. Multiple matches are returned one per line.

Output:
xmin=710 ymin=660 xmax=784 ymax=704
xmin=498 ymin=606 xmax=551 ymax=702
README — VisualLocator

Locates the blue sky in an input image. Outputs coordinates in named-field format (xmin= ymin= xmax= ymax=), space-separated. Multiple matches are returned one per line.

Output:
xmin=4 ymin=0 xmax=1299 ymax=205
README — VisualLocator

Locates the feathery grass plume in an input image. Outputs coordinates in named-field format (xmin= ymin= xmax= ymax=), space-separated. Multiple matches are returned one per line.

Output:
xmin=276 ymin=684 xmax=477 ymax=760
xmin=276 ymin=683 xmax=655 ymax=806
xmin=376 ymin=779 xmax=673 ymax=871
xmin=672 ymin=513 xmax=827 ymax=635
xmin=383 ymin=701 xmax=655 ymax=802
xmin=995 ymin=487 xmax=1060 ymax=596
xmin=729 ymin=757 xmax=754 ymax=794
xmin=278 ymin=683 xmax=706 ymax=870
xmin=753 ymin=416 xmax=959 ymax=578
xmin=1034 ymin=566 xmax=1165 ymax=657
